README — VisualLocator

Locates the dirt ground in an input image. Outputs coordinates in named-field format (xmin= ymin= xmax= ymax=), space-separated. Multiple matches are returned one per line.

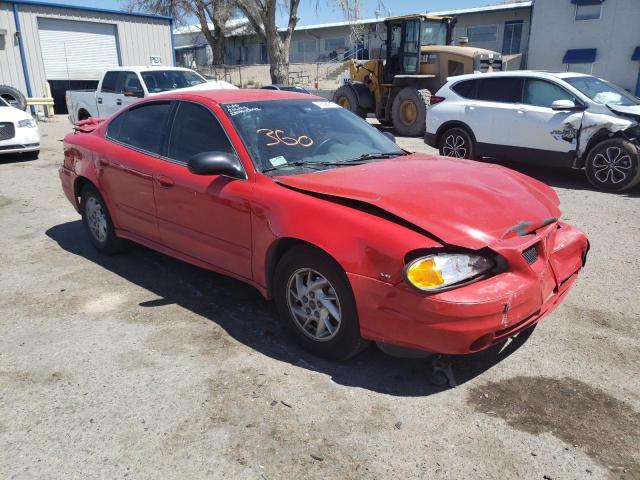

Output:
xmin=1 ymin=116 xmax=639 ymax=480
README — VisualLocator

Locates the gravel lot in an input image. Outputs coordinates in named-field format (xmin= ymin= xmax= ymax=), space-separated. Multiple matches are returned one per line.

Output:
xmin=1 ymin=116 xmax=639 ymax=480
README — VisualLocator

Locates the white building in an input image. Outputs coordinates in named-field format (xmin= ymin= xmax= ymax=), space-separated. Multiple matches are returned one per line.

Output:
xmin=528 ymin=0 xmax=640 ymax=94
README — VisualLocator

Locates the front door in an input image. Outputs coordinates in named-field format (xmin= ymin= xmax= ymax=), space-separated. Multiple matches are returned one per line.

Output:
xmin=153 ymin=101 xmax=253 ymax=279
xmin=401 ymin=19 xmax=421 ymax=74
xmin=97 ymin=71 xmax=123 ymax=118
xmin=99 ymin=101 xmax=173 ymax=240
xmin=385 ymin=21 xmax=403 ymax=82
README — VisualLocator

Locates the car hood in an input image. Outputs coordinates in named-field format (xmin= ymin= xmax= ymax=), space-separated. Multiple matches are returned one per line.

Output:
xmin=275 ymin=154 xmax=561 ymax=249
xmin=607 ymin=104 xmax=640 ymax=122
xmin=0 ymin=105 xmax=33 ymax=122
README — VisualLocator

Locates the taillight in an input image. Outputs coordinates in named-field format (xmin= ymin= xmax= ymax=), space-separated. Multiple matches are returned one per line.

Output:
xmin=429 ymin=96 xmax=446 ymax=105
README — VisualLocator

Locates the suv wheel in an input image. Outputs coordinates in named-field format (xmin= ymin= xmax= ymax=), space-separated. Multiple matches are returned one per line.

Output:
xmin=273 ymin=245 xmax=368 ymax=361
xmin=439 ymin=127 xmax=477 ymax=159
xmin=585 ymin=138 xmax=640 ymax=191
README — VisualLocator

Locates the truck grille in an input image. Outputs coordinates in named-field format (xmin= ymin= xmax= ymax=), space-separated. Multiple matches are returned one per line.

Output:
xmin=522 ymin=245 xmax=538 ymax=265
xmin=0 ymin=122 xmax=15 ymax=141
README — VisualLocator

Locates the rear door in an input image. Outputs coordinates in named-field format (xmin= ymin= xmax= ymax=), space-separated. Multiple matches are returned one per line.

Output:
xmin=99 ymin=100 xmax=173 ymax=240
xmin=153 ymin=100 xmax=253 ymax=278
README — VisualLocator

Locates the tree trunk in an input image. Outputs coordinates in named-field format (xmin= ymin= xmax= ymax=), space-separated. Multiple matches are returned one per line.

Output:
xmin=266 ymin=36 xmax=289 ymax=84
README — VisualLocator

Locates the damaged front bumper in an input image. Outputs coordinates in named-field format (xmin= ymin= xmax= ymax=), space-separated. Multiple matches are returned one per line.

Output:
xmin=348 ymin=221 xmax=589 ymax=355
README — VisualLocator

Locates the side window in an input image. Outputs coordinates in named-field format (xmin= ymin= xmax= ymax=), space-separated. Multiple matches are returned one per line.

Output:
xmin=167 ymin=102 xmax=234 ymax=165
xmin=523 ymin=79 xmax=575 ymax=108
xmin=111 ymin=101 xmax=172 ymax=154
xmin=122 ymin=72 xmax=143 ymax=94
xmin=477 ymin=77 xmax=523 ymax=103
xmin=106 ymin=111 xmax=126 ymax=139
xmin=452 ymin=79 xmax=477 ymax=99
xmin=101 ymin=71 xmax=119 ymax=93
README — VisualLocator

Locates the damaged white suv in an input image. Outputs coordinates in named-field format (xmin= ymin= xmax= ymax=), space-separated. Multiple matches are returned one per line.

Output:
xmin=425 ymin=71 xmax=640 ymax=191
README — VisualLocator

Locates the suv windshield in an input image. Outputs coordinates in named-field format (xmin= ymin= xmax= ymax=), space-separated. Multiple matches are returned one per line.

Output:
xmin=140 ymin=70 xmax=206 ymax=93
xmin=223 ymin=99 xmax=405 ymax=175
xmin=565 ymin=76 xmax=640 ymax=106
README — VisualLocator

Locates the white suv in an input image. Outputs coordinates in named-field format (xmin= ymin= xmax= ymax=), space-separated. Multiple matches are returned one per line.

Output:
xmin=425 ymin=71 xmax=640 ymax=191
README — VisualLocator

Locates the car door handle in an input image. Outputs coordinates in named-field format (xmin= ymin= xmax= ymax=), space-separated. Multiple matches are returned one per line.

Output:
xmin=156 ymin=175 xmax=174 ymax=187
xmin=116 ymin=99 xmax=122 ymax=106
xmin=97 ymin=98 xmax=102 ymax=104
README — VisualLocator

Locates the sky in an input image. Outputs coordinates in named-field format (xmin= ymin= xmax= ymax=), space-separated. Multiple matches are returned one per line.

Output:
xmin=42 ymin=0 xmax=504 ymax=26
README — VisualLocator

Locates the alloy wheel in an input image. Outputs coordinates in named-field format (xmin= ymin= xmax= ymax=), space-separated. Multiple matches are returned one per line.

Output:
xmin=85 ymin=196 xmax=108 ymax=243
xmin=442 ymin=134 xmax=468 ymax=158
xmin=286 ymin=268 xmax=342 ymax=342
xmin=592 ymin=146 xmax=632 ymax=185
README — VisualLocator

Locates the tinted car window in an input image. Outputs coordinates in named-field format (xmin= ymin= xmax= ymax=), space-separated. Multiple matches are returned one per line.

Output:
xmin=110 ymin=101 xmax=172 ymax=154
xmin=477 ymin=77 xmax=523 ymax=103
xmin=122 ymin=72 xmax=143 ymax=94
xmin=452 ymin=80 xmax=477 ymax=99
xmin=523 ymin=79 xmax=575 ymax=108
xmin=101 ymin=71 xmax=119 ymax=93
xmin=168 ymin=102 xmax=234 ymax=164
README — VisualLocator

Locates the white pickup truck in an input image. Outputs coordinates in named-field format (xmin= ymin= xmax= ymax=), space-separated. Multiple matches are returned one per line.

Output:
xmin=66 ymin=66 xmax=236 ymax=124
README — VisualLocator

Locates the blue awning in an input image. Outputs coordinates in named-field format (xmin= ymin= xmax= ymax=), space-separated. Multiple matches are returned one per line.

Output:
xmin=633 ymin=47 xmax=640 ymax=61
xmin=563 ymin=48 xmax=597 ymax=64
xmin=571 ymin=0 xmax=605 ymax=5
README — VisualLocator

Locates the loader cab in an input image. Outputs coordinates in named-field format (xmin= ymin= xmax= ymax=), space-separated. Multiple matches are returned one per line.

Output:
xmin=384 ymin=15 xmax=453 ymax=83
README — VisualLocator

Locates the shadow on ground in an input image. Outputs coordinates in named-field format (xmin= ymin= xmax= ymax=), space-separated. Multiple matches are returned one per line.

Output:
xmin=46 ymin=220 xmax=534 ymax=397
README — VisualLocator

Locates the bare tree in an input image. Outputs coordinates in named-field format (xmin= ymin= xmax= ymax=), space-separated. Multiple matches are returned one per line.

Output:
xmin=126 ymin=0 xmax=233 ymax=65
xmin=336 ymin=0 xmax=386 ymax=59
xmin=234 ymin=0 xmax=301 ymax=84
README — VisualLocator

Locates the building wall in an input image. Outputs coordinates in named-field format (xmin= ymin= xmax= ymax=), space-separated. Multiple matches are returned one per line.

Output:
xmin=451 ymin=8 xmax=531 ymax=55
xmin=0 ymin=2 xmax=27 ymax=94
xmin=528 ymin=0 xmax=639 ymax=92
xmin=0 ymin=1 xmax=172 ymax=99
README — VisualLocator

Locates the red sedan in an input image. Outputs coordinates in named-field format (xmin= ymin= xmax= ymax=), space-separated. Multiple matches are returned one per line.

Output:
xmin=59 ymin=89 xmax=589 ymax=360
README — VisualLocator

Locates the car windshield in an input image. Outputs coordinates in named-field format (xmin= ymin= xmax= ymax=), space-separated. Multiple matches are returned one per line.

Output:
xmin=222 ymin=99 xmax=405 ymax=175
xmin=564 ymin=76 xmax=640 ymax=106
xmin=422 ymin=19 xmax=448 ymax=46
xmin=140 ymin=70 xmax=206 ymax=93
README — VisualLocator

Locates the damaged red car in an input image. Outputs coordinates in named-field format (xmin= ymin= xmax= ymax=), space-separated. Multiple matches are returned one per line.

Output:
xmin=59 ymin=90 xmax=589 ymax=360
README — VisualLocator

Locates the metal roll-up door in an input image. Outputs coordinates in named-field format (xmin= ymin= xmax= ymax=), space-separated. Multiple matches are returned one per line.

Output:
xmin=37 ymin=18 xmax=120 ymax=80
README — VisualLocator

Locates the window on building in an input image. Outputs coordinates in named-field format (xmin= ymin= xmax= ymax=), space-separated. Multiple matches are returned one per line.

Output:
xmin=168 ymin=101 xmax=234 ymax=164
xmin=467 ymin=25 xmax=497 ymax=43
xmin=324 ymin=37 xmax=346 ymax=51
xmin=567 ymin=63 xmax=594 ymax=74
xmin=297 ymin=39 xmax=316 ymax=53
xmin=476 ymin=77 xmax=523 ymax=103
xmin=575 ymin=3 xmax=602 ymax=21
xmin=502 ymin=21 xmax=523 ymax=54
xmin=563 ymin=48 xmax=596 ymax=74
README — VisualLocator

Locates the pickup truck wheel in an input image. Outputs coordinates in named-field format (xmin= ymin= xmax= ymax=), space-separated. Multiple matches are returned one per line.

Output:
xmin=439 ymin=127 xmax=477 ymax=160
xmin=274 ymin=245 xmax=368 ymax=361
xmin=78 ymin=109 xmax=91 ymax=121
xmin=585 ymin=138 xmax=640 ymax=192
xmin=80 ymin=185 xmax=127 ymax=254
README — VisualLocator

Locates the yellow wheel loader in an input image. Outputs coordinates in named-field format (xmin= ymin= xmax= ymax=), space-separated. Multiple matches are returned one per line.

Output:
xmin=333 ymin=14 xmax=502 ymax=136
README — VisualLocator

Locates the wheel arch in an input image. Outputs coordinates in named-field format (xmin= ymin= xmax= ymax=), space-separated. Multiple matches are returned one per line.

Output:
xmin=435 ymin=121 xmax=477 ymax=147
xmin=576 ymin=128 xmax=627 ymax=168
xmin=73 ymin=176 xmax=95 ymax=207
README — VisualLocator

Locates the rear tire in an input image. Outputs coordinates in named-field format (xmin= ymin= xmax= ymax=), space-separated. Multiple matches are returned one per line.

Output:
xmin=438 ymin=127 xmax=477 ymax=160
xmin=78 ymin=109 xmax=91 ymax=121
xmin=391 ymin=87 xmax=430 ymax=137
xmin=333 ymin=85 xmax=366 ymax=118
xmin=274 ymin=245 xmax=368 ymax=361
xmin=585 ymin=138 xmax=640 ymax=191
xmin=80 ymin=184 xmax=128 ymax=254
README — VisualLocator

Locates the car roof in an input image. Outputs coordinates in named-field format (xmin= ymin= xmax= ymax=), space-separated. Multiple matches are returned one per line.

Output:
xmin=154 ymin=88 xmax=322 ymax=104
xmin=445 ymin=70 xmax=593 ymax=83
xmin=105 ymin=66 xmax=196 ymax=73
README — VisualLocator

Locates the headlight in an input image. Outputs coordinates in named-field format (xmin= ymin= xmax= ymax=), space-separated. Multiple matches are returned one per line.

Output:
xmin=404 ymin=253 xmax=494 ymax=292
xmin=18 ymin=118 xmax=37 ymax=128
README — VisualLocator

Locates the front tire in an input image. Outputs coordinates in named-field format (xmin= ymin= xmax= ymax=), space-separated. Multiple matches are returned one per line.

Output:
xmin=438 ymin=127 xmax=477 ymax=160
xmin=391 ymin=87 xmax=430 ymax=137
xmin=333 ymin=85 xmax=366 ymax=118
xmin=274 ymin=245 xmax=368 ymax=361
xmin=585 ymin=138 xmax=640 ymax=191
xmin=80 ymin=184 xmax=127 ymax=254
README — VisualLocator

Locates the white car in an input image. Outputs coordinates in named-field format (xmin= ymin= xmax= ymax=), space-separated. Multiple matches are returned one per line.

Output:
xmin=0 ymin=97 xmax=40 ymax=159
xmin=425 ymin=71 xmax=640 ymax=191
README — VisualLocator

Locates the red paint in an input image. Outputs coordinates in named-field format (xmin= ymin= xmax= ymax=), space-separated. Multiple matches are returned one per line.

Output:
xmin=58 ymin=89 xmax=589 ymax=355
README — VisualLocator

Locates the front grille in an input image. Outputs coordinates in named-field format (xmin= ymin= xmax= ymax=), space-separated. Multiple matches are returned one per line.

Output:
xmin=522 ymin=245 xmax=538 ymax=265
xmin=0 ymin=122 xmax=15 ymax=141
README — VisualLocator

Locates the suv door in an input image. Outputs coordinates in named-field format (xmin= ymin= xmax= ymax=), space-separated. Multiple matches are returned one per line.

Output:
xmin=470 ymin=77 xmax=524 ymax=155
xmin=154 ymin=100 xmax=252 ymax=279
xmin=97 ymin=71 xmax=123 ymax=118
xmin=100 ymin=100 xmax=173 ymax=240
xmin=510 ymin=78 xmax=585 ymax=165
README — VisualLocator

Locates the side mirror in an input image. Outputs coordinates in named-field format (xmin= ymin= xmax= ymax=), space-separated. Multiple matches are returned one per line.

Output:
xmin=187 ymin=151 xmax=244 ymax=178
xmin=124 ymin=90 xmax=144 ymax=98
xmin=382 ymin=131 xmax=396 ymax=143
xmin=551 ymin=99 xmax=581 ymax=111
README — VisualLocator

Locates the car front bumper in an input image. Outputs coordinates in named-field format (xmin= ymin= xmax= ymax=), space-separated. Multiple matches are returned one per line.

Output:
xmin=348 ymin=221 xmax=589 ymax=355
xmin=0 ymin=125 xmax=40 ymax=155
